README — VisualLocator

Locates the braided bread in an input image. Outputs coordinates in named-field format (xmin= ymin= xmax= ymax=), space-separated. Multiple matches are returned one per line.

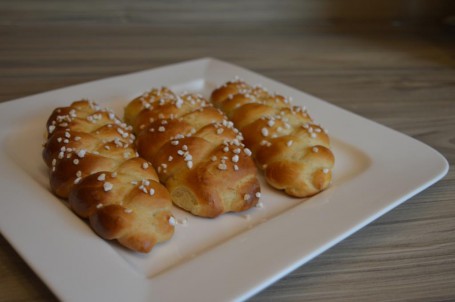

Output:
xmin=124 ymin=87 xmax=261 ymax=218
xmin=43 ymin=100 xmax=174 ymax=253
xmin=210 ymin=81 xmax=335 ymax=198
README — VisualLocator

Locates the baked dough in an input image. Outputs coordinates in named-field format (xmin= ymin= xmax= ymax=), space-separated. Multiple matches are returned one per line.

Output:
xmin=43 ymin=100 xmax=174 ymax=253
xmin=211 ymin=81 xmax=335 ymax=197
xmin=125 ymin=88 xmax=261 ymax=217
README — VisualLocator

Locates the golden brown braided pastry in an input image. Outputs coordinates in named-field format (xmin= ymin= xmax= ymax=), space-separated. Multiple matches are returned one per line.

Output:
xmin=211 ymin=81 xmax=335 ymax=197
xmin=124 ymin=88 xmax=261 ymax=218
xmin=43 ymin=100 xmax=174 ymax=253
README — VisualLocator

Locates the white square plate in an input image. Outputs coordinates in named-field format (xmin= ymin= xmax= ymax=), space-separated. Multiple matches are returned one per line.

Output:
xmin=0 ymin=58 xmax=448 ymax=302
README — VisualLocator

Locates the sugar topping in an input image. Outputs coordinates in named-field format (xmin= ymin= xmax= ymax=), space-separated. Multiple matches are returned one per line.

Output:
xmin=103 ymin=182 xmax=113 ymax=192
xmin=77 ymin=149 xmax=86 ymax=158
xmin=48 ymin=125 xmax=56 ymax=134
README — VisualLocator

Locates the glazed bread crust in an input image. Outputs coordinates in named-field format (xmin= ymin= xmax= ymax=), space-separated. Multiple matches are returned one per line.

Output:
xmin=211 ymin=81 xmax=335 ymax=197
xmin=125 ymin=88 xmax=260 ymax=218
xmin=43 ymin=100 xmax=174 ymax=253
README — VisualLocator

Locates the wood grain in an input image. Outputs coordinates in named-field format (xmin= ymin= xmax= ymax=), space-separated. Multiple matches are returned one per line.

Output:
xmin=0 ymin=1 xmax=454 ymax=301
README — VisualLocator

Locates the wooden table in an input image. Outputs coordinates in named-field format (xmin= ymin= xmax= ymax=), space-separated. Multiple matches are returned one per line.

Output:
xmin=1 ymin=1 xmax=454 ymax=301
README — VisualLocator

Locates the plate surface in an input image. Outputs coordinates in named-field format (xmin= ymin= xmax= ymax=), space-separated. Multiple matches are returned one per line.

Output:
xmin=0 ymin=58 xmax=448 ymax=302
